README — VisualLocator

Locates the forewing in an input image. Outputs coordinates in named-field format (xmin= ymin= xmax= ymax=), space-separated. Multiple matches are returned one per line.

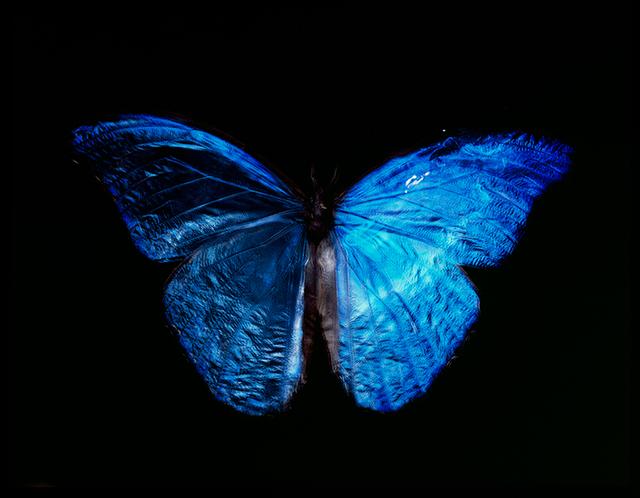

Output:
xmin=73 ymin=115 xmax=301 ymax=261
xmin=338 ymin=134 xmax=571 ymax=267
xmin=164 ymin=221 xmax=308 ymax=415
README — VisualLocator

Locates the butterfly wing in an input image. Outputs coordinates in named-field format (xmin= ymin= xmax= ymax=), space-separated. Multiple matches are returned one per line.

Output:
xmin=334 ymin=134 xmax=571 ymax=411
xmin=332 ymin=228 xmax=479 ymax=411
xmin=73 ymin=116 xmax=307 ymax=414
xmin=165 ymin=221 xmax=307 ymax=415
xmin=73 ymin=115 xmax=300 ymax=261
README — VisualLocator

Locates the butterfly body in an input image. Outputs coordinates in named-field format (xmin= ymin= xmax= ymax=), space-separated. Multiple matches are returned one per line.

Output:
xmin=303 ymin=236 xmax=341 ymax=377
xmin=73 ymin=115 xmax=570 ymax=414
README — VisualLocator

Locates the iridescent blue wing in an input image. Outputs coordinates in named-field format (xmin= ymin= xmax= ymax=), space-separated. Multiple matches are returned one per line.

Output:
xmin=73 ymin=115 xmax=300 ymax=262
xmin=73 ymin=116 xmax=307 ymax=414
xmin=165 ymin=222 xmax=307 ymax=415
xmin=334 ymin=134 xmax=571 ymax=411
xmin=332 ymin=228 xmax=479 ymax=411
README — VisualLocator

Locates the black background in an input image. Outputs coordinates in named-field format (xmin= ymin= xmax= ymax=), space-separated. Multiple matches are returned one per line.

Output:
xmin=11 ymin=6 xmax=631 ymax=490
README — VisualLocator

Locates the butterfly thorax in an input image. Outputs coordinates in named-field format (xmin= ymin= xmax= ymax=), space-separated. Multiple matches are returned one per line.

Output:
xmin=305 ymin=182 xmax=335 ymax=245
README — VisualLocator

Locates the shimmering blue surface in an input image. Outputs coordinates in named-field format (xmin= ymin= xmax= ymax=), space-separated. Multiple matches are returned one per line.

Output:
xmin=334 ymin=134 xmax=570 ymax=410
xmin=73 ymin=115 xmax=300 ymax=262
xmin=165 ymin=222 xmax=307 ymax=415
xmin=332 ymin=229 xmax=479 ymax=411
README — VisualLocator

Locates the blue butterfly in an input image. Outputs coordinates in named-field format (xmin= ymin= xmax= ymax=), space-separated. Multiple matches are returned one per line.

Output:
xmin=73 ymin=115 xmax=570 ymax=415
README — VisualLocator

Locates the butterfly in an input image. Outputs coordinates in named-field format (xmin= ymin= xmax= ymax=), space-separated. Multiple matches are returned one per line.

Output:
xmin=73 ymin=115 xmax=571 ymax=415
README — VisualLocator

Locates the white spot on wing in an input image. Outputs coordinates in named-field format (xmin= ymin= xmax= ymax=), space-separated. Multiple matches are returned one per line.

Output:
xmin=404 ymin=171 xmax=431 ymax=191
